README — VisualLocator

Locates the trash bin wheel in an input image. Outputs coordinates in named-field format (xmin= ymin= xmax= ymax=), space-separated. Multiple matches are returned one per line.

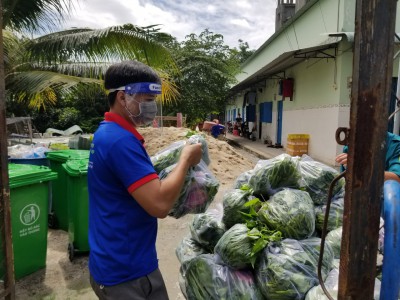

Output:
xmin=48 ymin=212 xmax=57 ymax=229
xmin=68 ymin=243 xmax=75 ymax=262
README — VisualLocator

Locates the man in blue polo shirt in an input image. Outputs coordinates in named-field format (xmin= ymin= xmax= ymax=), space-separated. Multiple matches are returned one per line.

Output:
xmin=335 ymin=131 xmax=400 ymax=183
xmin=87 ymin=60 xmax=202 ymax=300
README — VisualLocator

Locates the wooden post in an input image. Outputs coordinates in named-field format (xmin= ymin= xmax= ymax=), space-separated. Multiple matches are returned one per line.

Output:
xmin=0 ymin=0 xmax=16 ymax=298
xmin=176 ymin=113 xmax=182 ymax=128
xmin=338 ymin=0 xmax=397 ymax=299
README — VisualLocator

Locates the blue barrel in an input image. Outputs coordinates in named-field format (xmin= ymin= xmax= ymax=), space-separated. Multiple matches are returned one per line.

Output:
xmin=380 ymin=180 xmax=400 ymax=300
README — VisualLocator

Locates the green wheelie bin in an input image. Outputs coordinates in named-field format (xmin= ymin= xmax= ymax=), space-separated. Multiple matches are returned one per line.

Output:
xmin=1 ymin=164 xmax=57 ymax=280
xmin=62 ymin=159 xmax=90 ymax=261
xmin=45 ymin=150 xmax=90 ymax=230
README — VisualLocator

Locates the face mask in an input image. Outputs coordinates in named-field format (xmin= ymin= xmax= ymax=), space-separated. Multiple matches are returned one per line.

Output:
xmin=125 ymin=97 xmax=158 ymax=126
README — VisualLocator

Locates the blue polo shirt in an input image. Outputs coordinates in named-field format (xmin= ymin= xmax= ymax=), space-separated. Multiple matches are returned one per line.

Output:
xmin=341 ymin=132 xmax=400 ymax=177
xmin=88 ymin=112 xmax=159 ymax=286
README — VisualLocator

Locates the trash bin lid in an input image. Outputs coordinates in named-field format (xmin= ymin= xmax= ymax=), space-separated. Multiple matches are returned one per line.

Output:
xmin=8 ymin=163 xmax=58 ymax=188
xmin=46 ymin=150 xmax=90 ymax=162
xmin=62 ymin=159 xmax=89 ymax=176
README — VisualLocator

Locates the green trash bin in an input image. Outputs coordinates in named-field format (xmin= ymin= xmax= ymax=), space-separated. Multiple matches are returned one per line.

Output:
xmin=62 ymin=159 xmax=89 ymax=261
xmin=2 ymin=163 xmax=57 ymax=280
xmin=45 ymin=150 xmax=90 ymax=231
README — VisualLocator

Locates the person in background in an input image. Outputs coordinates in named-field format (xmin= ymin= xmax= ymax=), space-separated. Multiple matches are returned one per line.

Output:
xmin=211 ymin=119 xmax=225 ymax=138
xmin=236 ymin=113 xmax=242 ymax=123
xmin=87 ymin=60 xmax=202 ymax=300
xmin=335 ymin=131 xmax=400 ymax=183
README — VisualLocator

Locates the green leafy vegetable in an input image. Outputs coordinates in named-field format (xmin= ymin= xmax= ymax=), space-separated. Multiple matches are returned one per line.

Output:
xmin=233 ymin=170 xmax=253 ymax=189
xmin=325 ymin=227 xmax=342 ymax=259
xmin=256 ymin=238 xmax=334 ymax=300
xmin=151 ymin=141 xmax=185 ymax=174
xmin=258 ymin=188 xmax=315 ymax=239
xmin=176 ymin=236 xmax=207 ymax=273
xmin=214 ymin=224 xmax=254 ymax=270
xmin=185 ymin=254 xmax=264 ymax=300
xmin=249 ymin=154 xmax=301 ymax=196
xmin=222 ymin=188 xmax=253 ymax=229
xmin=300 ymin=159 xmax=345 ymax=205
xmin=190 ymin=212 xmax=226 ymax=252
xmin=159 ymin=161 xmax=219 ymax=218
xmin=315 ymin=197 xmax=344 ymax=232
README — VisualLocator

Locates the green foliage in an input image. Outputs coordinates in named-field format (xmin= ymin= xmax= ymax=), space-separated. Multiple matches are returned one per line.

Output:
xmin=163 ymin=29 xmax=245 ymax=126
xmin=56 ymin=107 xmax=80 ymax=129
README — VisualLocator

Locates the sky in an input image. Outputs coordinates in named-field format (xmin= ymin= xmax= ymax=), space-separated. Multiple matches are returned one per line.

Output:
xmin=61 ymin=0 xmax=277 ymax=50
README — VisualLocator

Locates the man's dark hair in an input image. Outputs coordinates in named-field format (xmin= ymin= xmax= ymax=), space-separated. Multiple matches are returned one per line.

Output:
xmin=104 ymin=60 xmax=161 ymax=106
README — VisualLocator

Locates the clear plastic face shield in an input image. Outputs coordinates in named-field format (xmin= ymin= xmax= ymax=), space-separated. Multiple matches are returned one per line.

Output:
xmin=108 ymin=82 xmax=161 ymax=126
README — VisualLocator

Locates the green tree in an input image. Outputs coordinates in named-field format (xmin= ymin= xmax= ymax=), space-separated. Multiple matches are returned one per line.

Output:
xmin=164 ymin=29 xmax=242 ymax=127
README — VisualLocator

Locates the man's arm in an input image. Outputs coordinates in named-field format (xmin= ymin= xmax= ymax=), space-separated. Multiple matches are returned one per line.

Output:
xmin=336 ymin=153 xmax=400 ymax=183
xmin=385 ymin=171 xmax=400 ymax=183
xmin=131 ymin=143 xmax=202 ymax=218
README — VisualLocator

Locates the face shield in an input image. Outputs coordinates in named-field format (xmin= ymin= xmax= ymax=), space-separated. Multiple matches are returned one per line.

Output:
xmin=108 ymin=82 xmax=161 ymax=126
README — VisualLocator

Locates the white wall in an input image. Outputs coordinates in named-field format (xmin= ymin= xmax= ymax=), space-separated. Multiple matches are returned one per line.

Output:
xmin=282 ymin=105 xmax=350 ymax=165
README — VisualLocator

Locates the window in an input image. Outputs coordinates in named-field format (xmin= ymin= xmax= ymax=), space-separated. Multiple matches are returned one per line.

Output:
xmin=260 ymin=102 xmax=273 ymax=123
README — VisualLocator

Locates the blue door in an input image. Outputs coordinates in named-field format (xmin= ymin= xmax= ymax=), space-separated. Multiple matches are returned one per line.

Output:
xmin=276 ymin=100 xmax=283 ymax=145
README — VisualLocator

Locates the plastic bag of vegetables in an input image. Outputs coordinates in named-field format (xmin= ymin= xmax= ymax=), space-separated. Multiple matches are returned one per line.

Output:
xmin=233 ymin=170 xmax=253 ymax=189
xmin=187 ymin=134 xmax=211 ymax=165
xmin=249 ymin=154 xmax=302 ymax=197
xmin=300 ymin=157 xmax=345 ymax=205
xmin=305 ymin=269 xmax=382 ymax=300
xmin=325 ymin=226 xmax=342 ymax=259
xmin=151 ymin=140 xmax=185 ymax=174
xmin=315 ymin=196 xmax=344 ymax=232
xmin=159 ymin=160 xmax=219 ymax=218
xmin=190 ymin=210 xmax=226 ymax=252
xmin=176 ymin=236 xmax=208 ymax=267
xmin=214 ymin=224 xmax=255 ymax=269
xmin=185 ymin=254 xmax=263 ymax=300
xmin=222 ymin=188 xmax=254 ymax=229
xmin=258 ymin=188 xmax=315 ymax=239
xmin=151 ymin=134 xmax=211 ymax=174
xmin=256 ymin=238 xmax=334 ymax=300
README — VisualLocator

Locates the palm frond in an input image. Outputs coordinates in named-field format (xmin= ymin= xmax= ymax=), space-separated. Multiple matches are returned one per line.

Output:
xmin=157 ymin=70 xmax=179 ymax=105
xmin=27 ymin=24 xmax=178 ymax=71
xmin=7 ymin=70 xmax=103 ymax=109
xmin=3 ymin=0 xmax=74 ymax=32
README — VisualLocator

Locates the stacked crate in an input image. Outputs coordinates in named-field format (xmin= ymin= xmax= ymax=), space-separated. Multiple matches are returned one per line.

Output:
xmin=286 ymin=134 xmax=309 ymax=156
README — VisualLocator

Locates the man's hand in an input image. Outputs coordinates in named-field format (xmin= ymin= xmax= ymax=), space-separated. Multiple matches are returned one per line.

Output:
xmin=336 ymin=153 xmax=348 ymax=168
xmin=180 ymin=143 xmax=202 ymax=167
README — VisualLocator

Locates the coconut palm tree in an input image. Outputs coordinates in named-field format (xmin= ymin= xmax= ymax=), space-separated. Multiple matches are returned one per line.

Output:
xmin=5 ymin=1 xmax=173 ymax=112
xmin=2 ymin=0 xmax=179 ymax=109
xmin=5 ymin=23 xmax=180 ymax=109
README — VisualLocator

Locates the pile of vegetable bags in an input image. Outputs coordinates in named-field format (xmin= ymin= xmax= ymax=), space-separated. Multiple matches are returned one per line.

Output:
xmin=151 ymin=134 xmax=219 ymax=218
xmin=176 ymin=153 xmax=354 ymax=300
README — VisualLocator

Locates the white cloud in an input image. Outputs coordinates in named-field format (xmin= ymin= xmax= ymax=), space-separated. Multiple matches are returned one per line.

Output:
xmin=61 ymin=0 xmax=277 ymax=50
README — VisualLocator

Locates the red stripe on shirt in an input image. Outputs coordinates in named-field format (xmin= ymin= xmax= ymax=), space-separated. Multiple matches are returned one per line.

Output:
xmin=128 ymin=173 xmax=159 ymax=194
xmin=104 ymin=112 xmax=145 ymax=144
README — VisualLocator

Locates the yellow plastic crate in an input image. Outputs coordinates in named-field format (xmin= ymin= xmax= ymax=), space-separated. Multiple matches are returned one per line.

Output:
xmin=286 ymin=134 xmax=309 ymax=156
xmin=287 ymin=134 xmax=310 ymax=140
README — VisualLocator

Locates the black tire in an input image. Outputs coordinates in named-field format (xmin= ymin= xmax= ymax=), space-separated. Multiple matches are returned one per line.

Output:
xmin=48 ymin=212 xmax=58 ymax=229
xmin=68 ymin=243 xmax=75 ymax=262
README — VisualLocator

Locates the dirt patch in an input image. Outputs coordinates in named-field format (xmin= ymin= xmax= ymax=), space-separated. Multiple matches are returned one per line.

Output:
xmin=14 ymin=127 xmax=259 ymax=299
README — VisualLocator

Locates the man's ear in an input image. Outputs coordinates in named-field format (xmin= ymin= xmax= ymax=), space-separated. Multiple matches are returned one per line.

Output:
xmin=115 ymin=91 xmax=126 ymax=106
